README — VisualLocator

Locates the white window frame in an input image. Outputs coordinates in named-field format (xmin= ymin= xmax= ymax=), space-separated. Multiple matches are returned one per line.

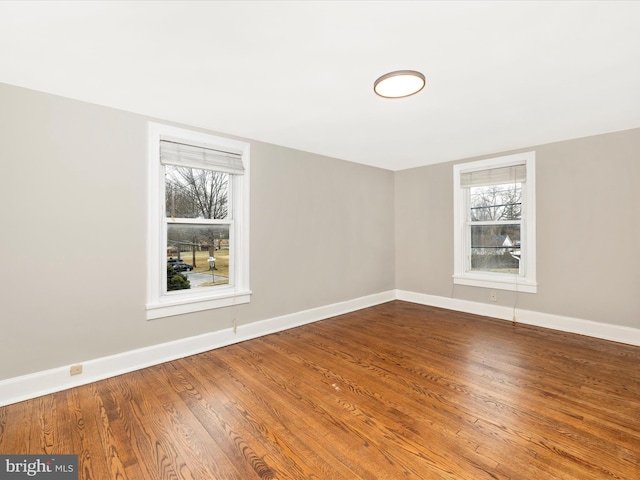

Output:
xmin=146 ymin=122 xmax=251 ymax=320
xmin=453 ymin=151 xmax=537 ymax=293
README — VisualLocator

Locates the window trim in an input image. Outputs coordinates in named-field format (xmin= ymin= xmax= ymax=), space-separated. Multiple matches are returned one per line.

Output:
xmin=453 ymin=152 xmax=537 ymax=293
xmin=146 ymin=122 xmax=251 ymax=320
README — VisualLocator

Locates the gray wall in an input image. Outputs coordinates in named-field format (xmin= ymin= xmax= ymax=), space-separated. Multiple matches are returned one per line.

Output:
xmin=0 ymin=83 xmax=395 ymax=380
xmin=2 ymin=81 xmax=638 ymax=383
xmin=396 ymin=128 xmax=640 ymax=328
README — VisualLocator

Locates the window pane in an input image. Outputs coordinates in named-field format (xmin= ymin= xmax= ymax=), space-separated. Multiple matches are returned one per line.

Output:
xmin=470 ymin=224 xmax=521 ymax=273
xmin=167 ymin=223 xmax=230 ymax=289
xmin=470 ymin=183 xmax=521 ymax=221
xmin=165 ymin=165 xmax=229 ymax=219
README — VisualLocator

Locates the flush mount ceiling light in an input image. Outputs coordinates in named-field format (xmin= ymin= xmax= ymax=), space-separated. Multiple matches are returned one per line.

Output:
xmin=374 ymin=70 xmax=425 ymax=98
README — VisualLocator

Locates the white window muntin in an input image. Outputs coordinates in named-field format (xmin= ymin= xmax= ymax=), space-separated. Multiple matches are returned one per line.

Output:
xmin=147 ymin=123 xmax=251 ymax=319
xmin=453 ymin=152 xmax=537 ymax=293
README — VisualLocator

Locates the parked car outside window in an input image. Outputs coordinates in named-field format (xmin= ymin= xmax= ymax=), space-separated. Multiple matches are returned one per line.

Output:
xmin=167 ymin=258 xmax=193 ymax=271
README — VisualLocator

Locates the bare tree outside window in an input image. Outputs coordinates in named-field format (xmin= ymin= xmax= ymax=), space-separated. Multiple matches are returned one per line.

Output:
xmin=165 ymin=165 xmax=228 ymax=219
xmin=470 ymin=184 xmax=521 ymax=222
xmin=469 ymin=183 xmax=522 ymax=273
xmin=165 ymin=165 xmax=231 ymax=289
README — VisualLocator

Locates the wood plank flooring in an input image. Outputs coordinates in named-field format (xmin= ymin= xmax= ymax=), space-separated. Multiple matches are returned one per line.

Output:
xmin=1 ymin=301 xmax=639 ymax=479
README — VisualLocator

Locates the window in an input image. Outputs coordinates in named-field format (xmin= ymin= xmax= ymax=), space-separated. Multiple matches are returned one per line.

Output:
xmin=453 ymin=152 xmax=536 ymax=293
xmin=146 ymin=123 xmax=250 ymax=319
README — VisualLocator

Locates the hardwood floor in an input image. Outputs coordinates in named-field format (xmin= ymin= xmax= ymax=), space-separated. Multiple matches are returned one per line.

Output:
xmin=1 ymin=301 xmax=639 ymax=479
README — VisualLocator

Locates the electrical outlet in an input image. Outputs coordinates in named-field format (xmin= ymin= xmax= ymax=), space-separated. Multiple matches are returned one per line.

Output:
xmin=490 ymin=290 xmax=498 ymax=302
xmin=70 ymin=364 xmax=83 ymax=376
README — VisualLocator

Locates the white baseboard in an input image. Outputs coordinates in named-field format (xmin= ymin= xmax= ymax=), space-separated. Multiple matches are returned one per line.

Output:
xmin=396 ymin=290 xmax=640 ymax=347
xmin=0 ymin=290 xmax=395 ymax=407
xmin=3 ymin=289 xmax=637 ymax=407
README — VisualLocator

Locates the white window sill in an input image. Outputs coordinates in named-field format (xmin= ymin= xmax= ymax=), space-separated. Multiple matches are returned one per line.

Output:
xmin=146 ymin=289 xmax=252 ymax=320
xmin=453 ymin=274 xmax=537 ymax=293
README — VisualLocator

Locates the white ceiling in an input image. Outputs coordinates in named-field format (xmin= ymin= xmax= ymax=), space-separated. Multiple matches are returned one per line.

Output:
xmin=1 ymin=1 xmax=639 ymax=171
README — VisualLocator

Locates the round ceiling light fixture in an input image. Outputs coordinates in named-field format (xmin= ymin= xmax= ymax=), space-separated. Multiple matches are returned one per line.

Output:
xmin=374 ymin=70 xmax=425 ymax=98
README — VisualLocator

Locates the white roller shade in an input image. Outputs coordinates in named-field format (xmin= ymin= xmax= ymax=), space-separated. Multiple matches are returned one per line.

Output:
xmin=460 ymin=164 xmax=526 ymax=187
xmin=160 ymin=140 xmax=245 ymax=175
